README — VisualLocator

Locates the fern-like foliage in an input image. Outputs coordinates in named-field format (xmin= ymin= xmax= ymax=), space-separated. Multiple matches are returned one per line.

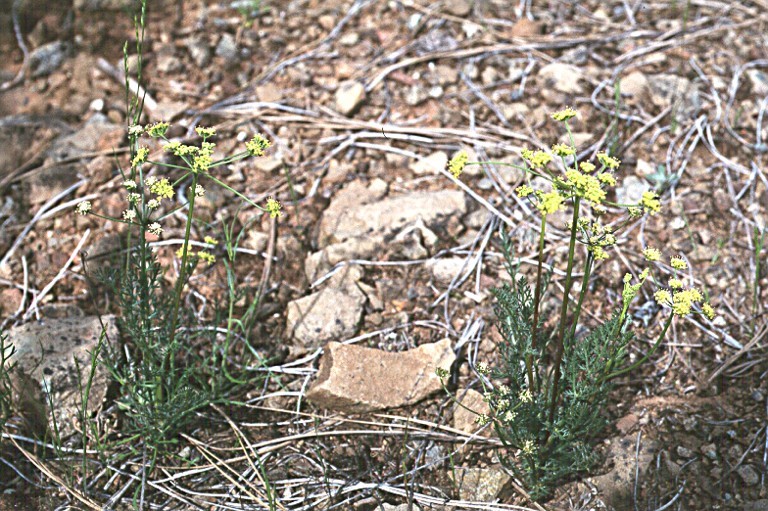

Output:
xmin=485 ymin=242 xmax=634 ymax=499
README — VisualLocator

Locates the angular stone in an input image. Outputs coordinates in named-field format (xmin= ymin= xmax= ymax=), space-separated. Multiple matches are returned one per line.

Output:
xmin=318 ymin=188 xmax=466 ymax=246
xmin=450 ymin=466 xmax=510 ymax=501
xmin=539 ymin=62 xmax=584 ymax=94
xmin=6 ymin=315 xmax=118 ymax=438
xmin=443 ymin=0 xmax=472 ymax=16
xmin=592 ymin=435 xmax=657 ymax=509
xmin=286 ymin=286 xmax=365 ymax=348
xmin=453 ymin=388 xmax=491 ymax=436
xmin=620 ymin=71 xmax=650 ymax=103
xmin=335 ymin=81 xmax=366 ymax=116
xmin=410 ymin=151 xmax=448 ymax=176
xmin=306 ymin=339 xmax=456 ymax=412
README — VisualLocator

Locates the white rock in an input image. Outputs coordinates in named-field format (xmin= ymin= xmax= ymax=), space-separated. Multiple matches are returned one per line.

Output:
xmin=306 ymin=339 xmax=456 ymax=412
xmin=335 ymin=81 xmax=366 ymax=116
xmin=538 ymin=62 xmax=584 ymax=94
xmin=410 ymin=151 xmax=448 ymax=176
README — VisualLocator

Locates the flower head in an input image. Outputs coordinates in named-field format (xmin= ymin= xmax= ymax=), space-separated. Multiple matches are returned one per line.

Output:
xmin=518 ymin=388 xmax=533 ymax=403
xmin=597 ymin=152 xmax=620 ymax=170
xmin=475 ymin=362 xmax=490 ymax=375
xmin=147 ymin=198 xmax=160 ymax=210
xmin=522 ymin=148 xmax=553 ymax=168
xmin=128 ymin=124 xmax=144 ymax=137
xmin=122 ymin=209 xmax=137 ymax=221
xmin=266 ymin=197 xmax=283 ymax=218
xmin=552 ymin=143 xmax=575 ymax=157
xmin=516 ymin=184 xmax=534 ymax=198
xmin=195 ymin=126 xmax=216 ymax=138
xmin=197 ymin=251 xmax=216 ymax=265
xmin=643 ymin=247 xmax=661 ymax=262
xmin=551 ymin=107 xmax=577 ymax=122
xmin=447 ymin=150 xmax=469 ymax=179
xmin=75 ymin=201 xmax=92 ymax=215
xmin=146 ymin=122 xmax=169 ymax=138
xmin=147 ymin=222 xmax=163 ymax=236
xmin=640 ymin=191 xmax=661 ymax=215
xmin=537 ymin=190 xmax=565 ymax=215
xmin=654 ymin=289 xmax=673 ymax=305
xmin=150 ymin=178 xmax=174 ymax=200
xmin=246 ymin=133 xmax=271 ymax=157
xmin=670 ymin=256 xmax=688 ymax=270
xmin=579 ymin=161 xmax=596 ymax=173
xmin=132 ymin=147 xmax=149 ymax=168
xmin=702 ymin=302 xmax=715 ymax=320
xmin=123 ymin=179 xmax=137 ymax=190
xmin=195 ymin=184 xmax=206 ymax=197
xmin=204 ymin=236 xmax=217 ymax=245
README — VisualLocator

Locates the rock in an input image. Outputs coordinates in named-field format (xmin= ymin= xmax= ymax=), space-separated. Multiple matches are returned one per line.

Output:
xmin=620 ymin=71 xmax=650 ymax=103
xmin=410 ymin=151 xmax=448 ymax=176
xmin=285 ymin=277 xmax=366 ymax=348
xmin=701 ymin=443 xmax=717 ymax=460
xmin=453 ymin=388 xmax=490 ymax=435
xmin=592 ymin=436 xmax=657 ymax=509
xmin=676 ymin=445 xmax=693 ymax=458
xmin=391 ymin=219 xmax=438 ymax=260
xmin=335 ymin=81 xmax=366 ymax=116
xmin=186 ymin=35 xmax=211 ymax=68
xmin=538 ymin=62 xmax=584 ymax=94
xmin=649 ymin=74 xmax=700 ymax=118
xmin=511 ymin=18 xmax=544 ymax=38
xmin=156 ymin=45 xmax=182 ymax=74
xmin=405 ymin=85 xmax=428 ymax=106
xmin=253 ymin=155 xmax=283 ymax=173
xmin=444 ymin=0 xmax=472 ymax=16
xmin=427 ymin=85 xmax=444 ymax=98
xmin=5 ymin=315 xmax=118 ymax=438
xmin=338 ymin=32 xmax=359 ymax=46
xmin=450 ymin=466 xmax=510 ymax=501
xmin=215 ymin=33 xmax=238 ymax=63
xmin=434 ymin=64 xmax=458 ymax=85
xmin=73 ymin=0 xmax=130 ymax=9
xmin=615 ymin=413 xmax=639 ymax=435
xmin=256 ymin=83 xmax=282 ymax=102
xmin=243 ymin=231 xmax=269 ymax=253
xmin=738 ymin=465 xmax=759 ymax=486
xmin=428 ymin=257 xmax=466 ymax=286
xmin=28 ymin=40 xmax=68 ymax=77
xmin=747 ymin=69 xmax=768 ymax=97
xmin=615 ymin=175 xmax=650 ymax=206
xmin=306 ymin=339 xmax=456 ymax=412
xmin=318 ymin=187 xmax=466 ymax=247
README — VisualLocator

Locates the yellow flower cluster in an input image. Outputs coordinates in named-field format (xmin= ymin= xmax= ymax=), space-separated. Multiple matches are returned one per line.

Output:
xmin=551 ymin=107 xmax=577 ymax=122
xmin=649 ymin=255 xmax=714 ymax=319
xmin=246 ymin=133 xmax=272 ymax=157
xmin=132 ymin=147 xmax=149 ymax=168
xmin=447 ymin=150 xmax=469 ymax=178
xmin=560 ymin=168 xmax=607 ymax=205
xmin=587 ymin=222 xmax=616 ymax=261
xmin=521 ymin=148 xmax=553 ymax=168
xmin=266 ymin=197 xmax=283 ymax=218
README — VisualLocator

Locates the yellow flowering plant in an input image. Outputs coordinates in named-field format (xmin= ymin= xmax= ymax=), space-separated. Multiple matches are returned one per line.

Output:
xmin=72 ymin=0 xmax=283 ymax=457
xmin=441 ymin=108 xmax=715 ymax=499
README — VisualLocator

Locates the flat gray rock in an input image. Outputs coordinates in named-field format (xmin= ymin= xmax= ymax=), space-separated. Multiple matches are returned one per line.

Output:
xmin=6 ymin=315 xmax=117 ymax=438
xmin=307 ymin=339 xmax=455 ymax=413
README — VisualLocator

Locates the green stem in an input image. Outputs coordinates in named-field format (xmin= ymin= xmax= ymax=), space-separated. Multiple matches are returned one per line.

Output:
xmin=164 ymin=173 xmax=200 ymax=379
xmin=601 ymin=314 xmax=673 ymax=383
xmin=547 ymin=197 xmax=581 ymax=431
xmin=567 ymin=252 xmax=594 ymax=345
xmin=529 ymin=213 xmax=547 ymax=392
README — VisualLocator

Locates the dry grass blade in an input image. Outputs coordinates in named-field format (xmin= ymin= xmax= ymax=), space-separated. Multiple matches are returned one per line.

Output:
xmin=7 ymin=436 xmax=101 ymax=510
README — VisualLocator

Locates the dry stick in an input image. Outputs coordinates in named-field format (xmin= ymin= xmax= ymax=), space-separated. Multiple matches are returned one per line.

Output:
xmin=8 ymin=437 xmax=102 ymax=510
xmin=22 ymin=229 xmax=90 ymax=321
xmin=614 ymin=14 xmax=768 ymax=64
xmin=0 ymin=179 xmax=87 ymax=268
xmin=0 ymin=0 xmax=29 ymax=91
xmin=706 ymin=323 xmax=768 ymax=384
xmin=96 ymin=58 xmax=162 ymax=120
